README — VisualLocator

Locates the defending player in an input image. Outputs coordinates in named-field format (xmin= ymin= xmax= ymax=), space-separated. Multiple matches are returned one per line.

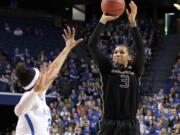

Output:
xmin=14 ymin=26 xmax=83 ymax=135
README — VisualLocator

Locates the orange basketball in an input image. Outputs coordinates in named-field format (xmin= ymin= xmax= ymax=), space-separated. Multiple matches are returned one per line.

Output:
xmin=101 ymin=0 xmax=126 ymax=16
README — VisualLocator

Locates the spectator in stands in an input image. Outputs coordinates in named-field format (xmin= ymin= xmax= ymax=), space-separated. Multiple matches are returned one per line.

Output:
xmin=13 ymin=27 xmax=23 ymax=36
xmin=24 ymin=48 xmax=30 ymax=60
xmin=5 ymin=23 xmax=11 ymax=32
xmin=168 ymin=52 xmax=180 ymax=94
xmin=14 ymin=26 xmax=83 ymax=135
xmin=0 ymin=74 xmax=10 ymax=91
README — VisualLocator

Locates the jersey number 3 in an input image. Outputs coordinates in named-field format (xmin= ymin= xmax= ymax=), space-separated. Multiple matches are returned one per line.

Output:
xmin=120 ymin=75 xmax=129 ymax=88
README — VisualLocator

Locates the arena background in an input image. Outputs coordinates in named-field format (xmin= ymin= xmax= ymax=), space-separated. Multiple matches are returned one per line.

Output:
xmin=0 ymin=0 xmax=179 ymax=134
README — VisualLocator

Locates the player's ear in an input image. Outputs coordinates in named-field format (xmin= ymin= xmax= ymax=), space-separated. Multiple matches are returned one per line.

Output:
xmin=128 ymin=54 xmax=132 ymax=61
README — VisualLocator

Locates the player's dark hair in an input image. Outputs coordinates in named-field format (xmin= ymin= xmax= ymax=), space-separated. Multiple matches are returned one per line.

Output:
xmin=15 ymin=63 xmax=36 ymax=88
xmin=115 ymin=43 xmax=132 ymax=55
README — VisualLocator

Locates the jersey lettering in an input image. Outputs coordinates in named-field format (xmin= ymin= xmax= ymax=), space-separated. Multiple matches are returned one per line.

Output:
xmin=120 ymin=75 xmax=129 ymax=88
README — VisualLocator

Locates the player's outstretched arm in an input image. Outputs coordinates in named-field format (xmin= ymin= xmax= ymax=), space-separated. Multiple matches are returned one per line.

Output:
xmin=126 ymin=1 xmax=144 ymax=75
xmin=87 ymin=14 xmax=119 ymax=73
xmin=43 ymin=26 xmax=83 ymax=90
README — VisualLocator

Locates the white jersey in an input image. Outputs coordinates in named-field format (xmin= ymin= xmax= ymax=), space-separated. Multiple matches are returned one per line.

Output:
xmin=16 ymin=92 xmax=51 ymax=135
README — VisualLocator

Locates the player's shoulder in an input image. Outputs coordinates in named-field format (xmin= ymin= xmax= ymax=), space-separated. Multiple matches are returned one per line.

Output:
xmin=20 ymin=91 xmax=31 ymax=98
xmin=20 ymin=90 xmax=38 ymax=101
xmin=21 ymin=90 xmax=33 ymax=97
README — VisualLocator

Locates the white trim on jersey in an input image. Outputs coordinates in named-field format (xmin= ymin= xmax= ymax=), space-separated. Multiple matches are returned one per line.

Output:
xmin=23 ymin=68 xmax=40 ymax=90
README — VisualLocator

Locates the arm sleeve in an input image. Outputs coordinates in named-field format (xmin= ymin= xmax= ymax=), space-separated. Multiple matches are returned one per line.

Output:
xmin=87 ymin=22 xmax=112 ymax=73
xmin=132 ymin=27 xmax=145 ymax=76
xmin=14 ymin=89 xmax=38 ymax=117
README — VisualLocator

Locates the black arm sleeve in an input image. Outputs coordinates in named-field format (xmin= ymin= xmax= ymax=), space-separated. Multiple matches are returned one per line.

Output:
xmin=132 ymin=27 xmax=145 ymax=76
xmin=87 ymin=22 xmax=112 ymax=73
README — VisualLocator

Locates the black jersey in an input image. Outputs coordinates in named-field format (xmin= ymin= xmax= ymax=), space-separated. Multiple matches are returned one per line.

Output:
xmin=88 ymin=22 xmax=144 ymax=120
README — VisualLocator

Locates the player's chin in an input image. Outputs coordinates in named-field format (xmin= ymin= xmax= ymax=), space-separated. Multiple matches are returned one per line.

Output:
xmin=114 ymin=60 xmax=124 ymax=65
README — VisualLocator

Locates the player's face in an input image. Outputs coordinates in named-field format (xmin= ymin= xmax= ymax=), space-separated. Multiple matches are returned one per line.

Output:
xmin=113 ymin=46 xmax=130 ymax=65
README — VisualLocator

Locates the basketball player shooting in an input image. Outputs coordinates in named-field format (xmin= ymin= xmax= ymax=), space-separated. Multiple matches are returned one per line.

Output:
xmin=87 ymin=1 xmax=144 ymax=135
xmin=14 ymin=26 xmax=83 ymax=135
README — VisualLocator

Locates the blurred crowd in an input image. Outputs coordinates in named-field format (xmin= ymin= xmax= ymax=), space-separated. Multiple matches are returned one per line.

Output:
xmin=168 ymin=52 xmax=180 ymax=93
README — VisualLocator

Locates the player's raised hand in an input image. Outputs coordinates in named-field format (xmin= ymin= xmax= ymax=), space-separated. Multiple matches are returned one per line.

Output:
xmin=62 ymin=26 xmax=83 ymax=49
xmin=100 ymin=13 xmax=119 ymax=24
xmin=126 ymin=1 xmax=137 ymax=27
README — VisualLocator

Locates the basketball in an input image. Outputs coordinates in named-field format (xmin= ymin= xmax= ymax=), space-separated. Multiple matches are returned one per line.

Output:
xmin=101 ymin=0 xmax=125 ymax=16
